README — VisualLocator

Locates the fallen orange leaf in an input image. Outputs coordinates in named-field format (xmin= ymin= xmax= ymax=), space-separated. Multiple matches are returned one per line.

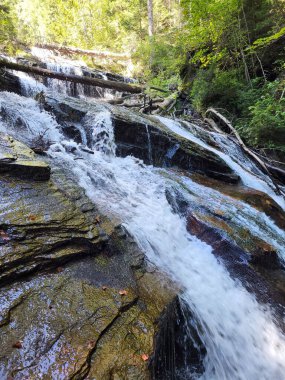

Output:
xmin=141 ymin=354 xmax=149 ymax=361
xmin=12 ymin=341 xmax=22 ymax=349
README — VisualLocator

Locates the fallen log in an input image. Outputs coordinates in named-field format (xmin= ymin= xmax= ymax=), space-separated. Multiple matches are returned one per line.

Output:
xmin=205 ymin=107 xmax=283 ymax=195
xmin=204 ymin=117 xmax=226 ymax=134
xmin=0 ymin=59 xmax=142 ymax=94
xmin=107 ymin=95 xmax=164 ymax=106
xmin=153 ymin=94 xmax=177 ymax=114
xmin=35 ymin=43 xmax=131 ymax=61
xmin=105 ymin=93 xmax=144 ymax=105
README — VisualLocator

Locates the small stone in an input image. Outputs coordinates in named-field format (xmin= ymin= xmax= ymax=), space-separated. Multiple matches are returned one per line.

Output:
xmin=80 ymin=203 xmax=95 ymax=213
xmin=0 ymin=230 xmax=9 ymax=241
xmin=12 ymin=341 xmax=22 ymax=349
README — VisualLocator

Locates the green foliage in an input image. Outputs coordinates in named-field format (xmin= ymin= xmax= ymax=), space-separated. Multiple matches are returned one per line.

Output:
xmin=190 ymin=68 xmax=285 ymax=151
xmin=244 ymin=81 xmax=285 ymax=149
xmin=1 ymin=0 xmax=285 ymax=152
xmin=134 ymin=34 xmax=185 ymax=83
xmin=249 ymin=26 xmax=285 ymax=50
xmin=0 ymin=0 xmax=17 ymax=51
xmin=190 ymin=68 xmax=246 ymax=114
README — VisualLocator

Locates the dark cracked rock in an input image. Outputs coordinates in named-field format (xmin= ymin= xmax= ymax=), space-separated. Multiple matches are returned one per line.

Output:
xmin=150 ymin=296 xmax=206 ymax=380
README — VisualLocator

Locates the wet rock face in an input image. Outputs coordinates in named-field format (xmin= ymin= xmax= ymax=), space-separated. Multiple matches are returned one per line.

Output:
xmin=0 ymin=133 xmax=50 ymax=180
xmin=0 ymin=136 xmax=108 ymax=286
xmin=0 ymin=270 xmax=138 ymax=379
xmin=150 ymin=297 xmax=206 ymax=380
xmin=186 ymin=213 xmax=285 ymax=325
xmin=112 ymin=114 xmax=239 ymax=184
xmin=0 ymin=133 xmax=178 ymax=379
xmin=0 ymin=70 xmax=21 ymax=94
xmin=0 ymin=135 xmax=104 ymax=284
xmin=43 ymin=94 xmax=239 ymax=184
xmin=191 ymin=173 xmax=285 ymax=230
xmin=62 ymin=123 xmax=83 ymax=144
xmin=0 ymin=247 xmax=176 ymax=379
xmin=249 ymin=245 xmax=281 ymax=270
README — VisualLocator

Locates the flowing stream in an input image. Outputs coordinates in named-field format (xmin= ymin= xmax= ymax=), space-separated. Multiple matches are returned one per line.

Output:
xmin=1 ymin=62 xmax=285 ymax=379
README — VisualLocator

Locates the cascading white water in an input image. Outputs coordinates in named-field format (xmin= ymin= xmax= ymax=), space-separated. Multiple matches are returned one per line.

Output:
xmin=27 ymin=47 xmax=123 ymax=99
xmin=157 ymin=116 xmax=285 ymax=211
xmin=1 ymin=90 xmax=285 ymax=379
xmin=82 ymin=110 xmax=116 ymax=155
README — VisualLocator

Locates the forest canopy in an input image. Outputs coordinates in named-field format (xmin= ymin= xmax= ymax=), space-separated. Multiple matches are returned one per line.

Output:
xmin=1 ymin=0 xmax=285 ymax=152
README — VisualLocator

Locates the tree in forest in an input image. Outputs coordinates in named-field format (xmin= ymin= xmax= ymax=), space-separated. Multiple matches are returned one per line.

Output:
xmin=147 ymin=0 xmax=154 ymax=36
xmin=0 ymin=0 xmax=17 ymax=50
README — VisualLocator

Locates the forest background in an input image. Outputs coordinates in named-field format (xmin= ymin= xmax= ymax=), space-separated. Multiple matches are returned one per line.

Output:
xmin=1 ymin=0 xmax=285 ymax=152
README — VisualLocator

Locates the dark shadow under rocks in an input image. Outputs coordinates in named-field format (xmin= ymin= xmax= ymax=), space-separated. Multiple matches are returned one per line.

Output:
xmin=150 ymin=296 xmax=206 ymax=380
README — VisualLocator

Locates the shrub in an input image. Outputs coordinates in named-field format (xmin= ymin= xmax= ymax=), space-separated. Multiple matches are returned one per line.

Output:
xmin=190 ymin=68 xmax=246 ymax=115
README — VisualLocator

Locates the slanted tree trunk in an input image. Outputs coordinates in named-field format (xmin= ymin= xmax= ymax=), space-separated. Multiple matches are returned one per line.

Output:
xmin=0 ymin=59 xmax=168 ymax=95
xmin=205 ymin=108 xmax=283 ymax=195
xmin=0 ymin=59 xmax=142 ymax=94
xmin=35 ymin=44 xmax=131 ymax=61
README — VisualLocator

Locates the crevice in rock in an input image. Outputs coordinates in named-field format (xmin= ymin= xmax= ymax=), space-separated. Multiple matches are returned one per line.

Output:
xmin=0 ymin=239 xmax=107 ymax=287
xmin=69 ymin=297 xmax=139 ymax=380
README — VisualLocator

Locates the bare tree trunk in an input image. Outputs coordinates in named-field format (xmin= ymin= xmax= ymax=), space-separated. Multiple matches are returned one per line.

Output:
xmin=205 ymin=108 xmax=283 ymax=195
xmin=35 ymin=44 xmax=131 ymax=60
xmin=0 ymin=59 xmax=142 ymax=93
xmin=0 ymin=59 xmax=168 ymax=94
xmin=147 ymin=0 xmax=154 ymax=37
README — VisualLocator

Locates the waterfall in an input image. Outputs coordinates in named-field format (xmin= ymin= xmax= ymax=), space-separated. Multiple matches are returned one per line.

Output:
xmin=84 ymin=110 xmax=116 ymax=155
xmin=157 ymin=116 xmax=285 ymax=211
xmin=6 ymin=47 xmax=123 ymax=99
xmin=1 ymin=84 xmax=285 ymax=379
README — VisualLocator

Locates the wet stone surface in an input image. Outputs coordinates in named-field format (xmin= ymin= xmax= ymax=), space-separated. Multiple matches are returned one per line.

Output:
xmin=0 ymin=133 xmax=50 ymax=180
xmin=43 ymin=94 xmax=239 ymax=183
xmin=0 ymin=135 xmax=177 ymax=379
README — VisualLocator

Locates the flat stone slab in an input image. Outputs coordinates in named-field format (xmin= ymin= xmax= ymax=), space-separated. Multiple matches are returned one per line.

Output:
xmin=0 ymin=133 xmax=50 ymax=180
